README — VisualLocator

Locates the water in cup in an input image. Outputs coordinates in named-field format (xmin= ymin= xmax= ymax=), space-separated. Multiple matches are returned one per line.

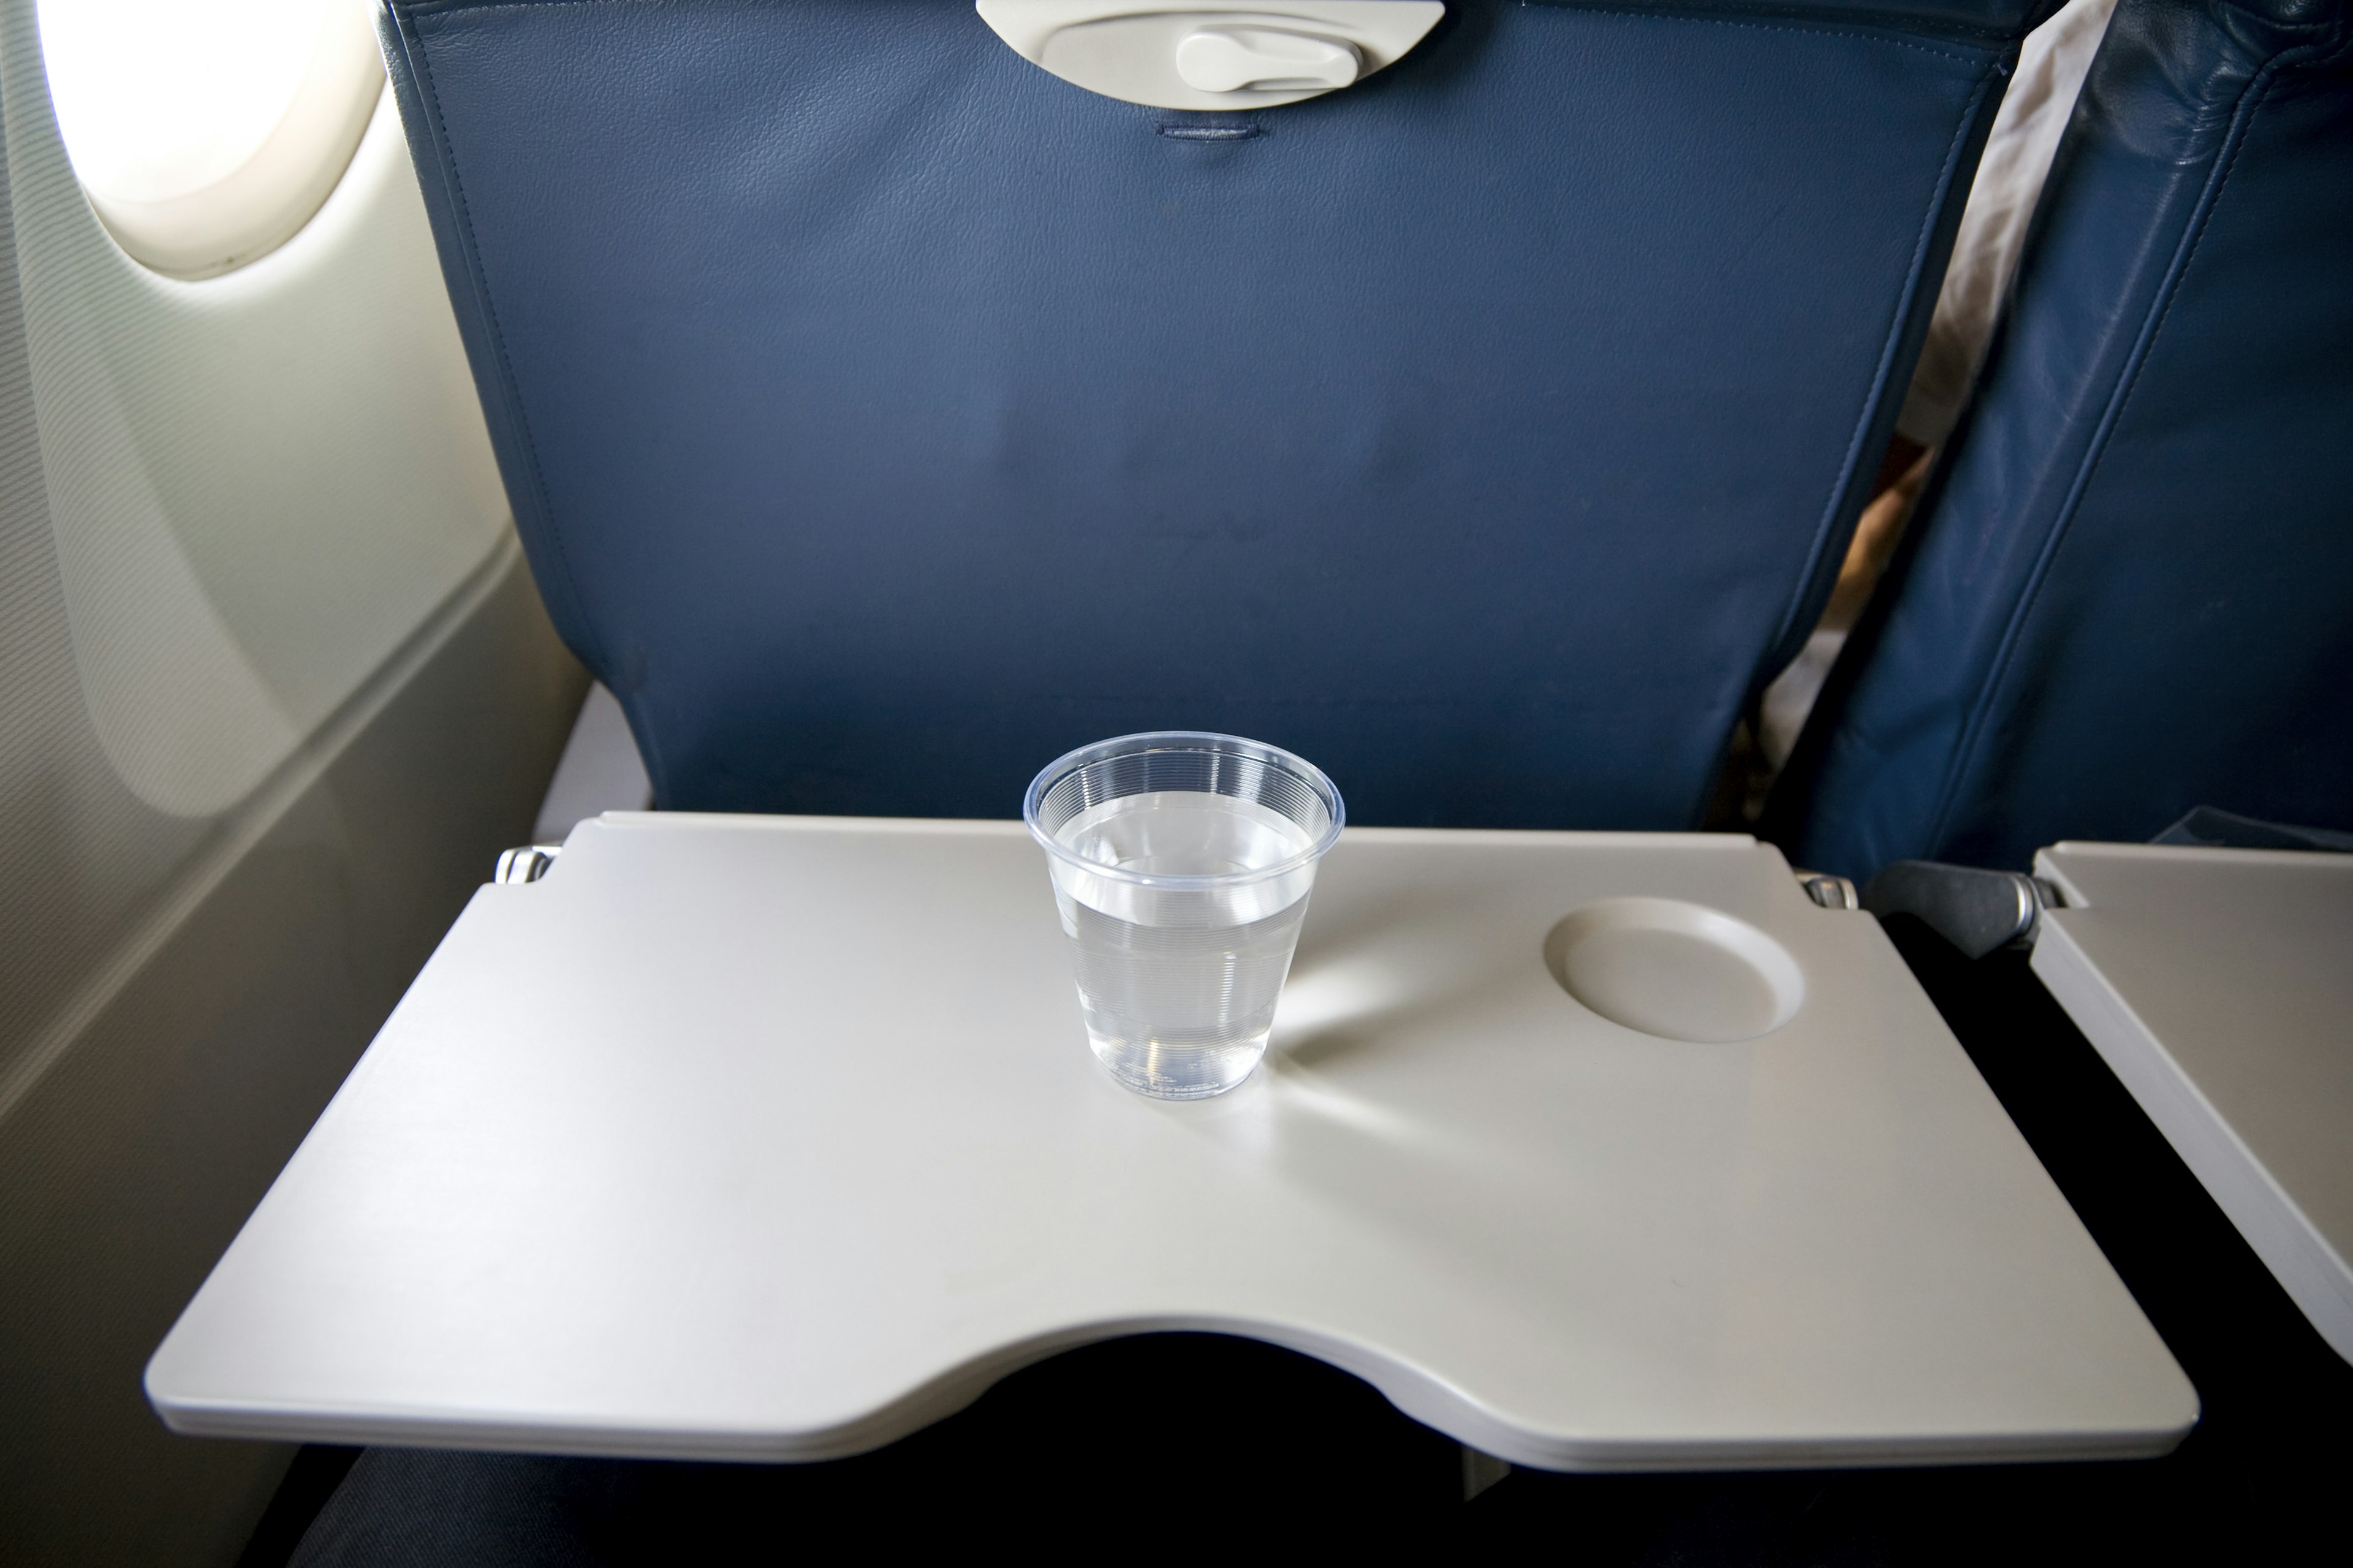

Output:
xmin=1025 ymin=737 xmax=1343 ymax=1100
xmin=1056 ymin=792 xmax=1316 ymax=1096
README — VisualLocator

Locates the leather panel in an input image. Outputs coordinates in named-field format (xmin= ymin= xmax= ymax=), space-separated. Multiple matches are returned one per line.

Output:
xmin=1778 ymin=0 xmax=2353 ymax=876
xmin=381 ymin=0 xmax=2025 ymax=824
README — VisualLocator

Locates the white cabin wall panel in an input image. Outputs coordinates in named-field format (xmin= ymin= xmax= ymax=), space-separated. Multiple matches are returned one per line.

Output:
xmin=0 ymin=2 xmax=585 ymax=1561
xmin=0 ymin=0 xmax=528 ymax=1093
xmin=0 ymin=557 xmax=583 ymax=1568
xmin=0 ymin=99 xmax=208 ymax=1131
xmin=2 ymin=6 xmax=510 ymax=818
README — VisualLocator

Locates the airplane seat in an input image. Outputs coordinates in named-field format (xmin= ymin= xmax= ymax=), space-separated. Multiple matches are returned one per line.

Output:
xmin=374 ymin=0 xmax=2060 ymax=830
xmin=1767 ymin=0 xmax=2353 ymax=881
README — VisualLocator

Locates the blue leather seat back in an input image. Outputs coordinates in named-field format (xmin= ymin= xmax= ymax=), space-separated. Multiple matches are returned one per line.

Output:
xmin=379 ymin=0 xmax=2044 ymax=824
xmin=1776 ymin=0 xmax=2353 ymax=878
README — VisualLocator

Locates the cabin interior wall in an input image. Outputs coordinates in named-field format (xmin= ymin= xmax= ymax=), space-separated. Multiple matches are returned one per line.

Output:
xmin=0 ymin=6 xmax=586 ymax=1562
xmin=0 ymin=554 xmax=582 ymax=1568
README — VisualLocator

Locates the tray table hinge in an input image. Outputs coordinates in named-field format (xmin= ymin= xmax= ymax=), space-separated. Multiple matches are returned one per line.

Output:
xmin=1860 ymin=860 xmax=2063 ymax=959
xmin=1795 ymin=871 xmax=1859 ymax=910
xmin=493 ymin=844 xmax=564 ymax=884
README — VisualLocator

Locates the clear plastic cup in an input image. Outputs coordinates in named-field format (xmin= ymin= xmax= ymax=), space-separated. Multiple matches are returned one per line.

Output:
xmin=1024 ymin=732 xmax=1345 ymax=1100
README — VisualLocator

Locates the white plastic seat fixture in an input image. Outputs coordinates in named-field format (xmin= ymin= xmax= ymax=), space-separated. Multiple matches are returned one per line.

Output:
xmin=976 ymin=0 xmax=1446 ymax=110
xmin=37 ymin=0 xmax=385 ymax=278
xmin=531 ymin=683 xmax=653 ymax=844
xmin=146 ymin=817 xmax=2194 ymax=1468
xmin=2029 ymin=844 xmax=2353 ymax=1366
xmin=1176 ymin=25 xmax=1359 ymax=93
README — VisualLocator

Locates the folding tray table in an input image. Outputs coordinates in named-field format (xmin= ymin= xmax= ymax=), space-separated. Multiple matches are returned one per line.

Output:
xmin=146 ymin=816 xmax=2196 ymax=1469
xmin=2029 ymin=843 xmax=2353 ymax=1366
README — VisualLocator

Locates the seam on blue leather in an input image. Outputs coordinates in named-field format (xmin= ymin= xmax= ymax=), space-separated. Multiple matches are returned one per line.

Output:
xmin=394 ymin=7 xmax=620 ymax=708
xmin=1753 ymin=57 xmax=2003 ymax=705
xmin=1919 ymin=44 xmax=2305 ymax=854
xmin=2212 ymin=0 xmax=2344 ymax=44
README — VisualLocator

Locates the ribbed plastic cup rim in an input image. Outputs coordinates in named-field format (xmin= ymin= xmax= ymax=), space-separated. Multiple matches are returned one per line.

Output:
xmin=1022 ymin=730 xmax=1346 ymax=890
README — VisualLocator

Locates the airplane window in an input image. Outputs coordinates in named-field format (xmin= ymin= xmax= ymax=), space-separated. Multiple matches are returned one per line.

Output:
xmin=5 ymin=0 xmax=512 ymax=820
xmin=34 ymin=0 xmax=384 ymax=278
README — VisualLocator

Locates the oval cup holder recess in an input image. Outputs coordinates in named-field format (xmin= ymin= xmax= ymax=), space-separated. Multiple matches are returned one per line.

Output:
xmin=1544 ymin=898 xmax=1805 ymax=1043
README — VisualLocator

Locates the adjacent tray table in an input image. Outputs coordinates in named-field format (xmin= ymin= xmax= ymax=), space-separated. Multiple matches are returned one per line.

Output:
xmin=2031 ymin=842 xmax=2353 ymax=1365
xmin=147 ymin=816 xmax=2194 ymax=1469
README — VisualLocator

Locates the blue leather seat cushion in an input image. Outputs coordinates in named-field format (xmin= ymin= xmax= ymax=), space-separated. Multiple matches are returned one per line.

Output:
xmin=1775 ymin=0 xmax=2353 ymax=876
xmin=385 ymin=0 xmax=2031 ymax=824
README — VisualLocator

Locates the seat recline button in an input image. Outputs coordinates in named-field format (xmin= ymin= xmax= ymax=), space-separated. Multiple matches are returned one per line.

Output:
xmin=1175 ymin=27 xmax=1360 ymax=94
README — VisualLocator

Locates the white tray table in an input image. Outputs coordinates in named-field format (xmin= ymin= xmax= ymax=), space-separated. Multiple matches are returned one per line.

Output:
xmin=2031 ymin=842 xmax=2353 ymax=1365
xmin=146 ymin=816 xmax=2195 ymax=1469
